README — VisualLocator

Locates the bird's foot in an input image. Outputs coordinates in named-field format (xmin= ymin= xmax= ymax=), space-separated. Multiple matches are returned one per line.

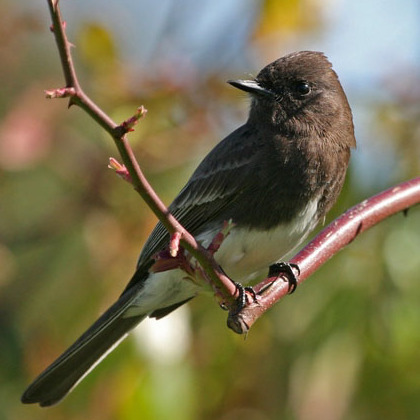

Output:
xmin=268 ymin=262 xmax=301 ymax=294
xmin=229 ymin=282 xmax=258 ymax=314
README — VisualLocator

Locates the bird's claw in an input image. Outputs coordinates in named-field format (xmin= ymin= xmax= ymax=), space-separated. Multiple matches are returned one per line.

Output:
xmin=268 ymin=262 xmax=300 ymax=294
xmin=226 ymin=282 xmax=258 ymax=315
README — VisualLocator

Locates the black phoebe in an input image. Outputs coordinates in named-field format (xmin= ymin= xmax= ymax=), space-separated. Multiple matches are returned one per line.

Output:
xmin=22 ymin=51 xmax=356 ymax=406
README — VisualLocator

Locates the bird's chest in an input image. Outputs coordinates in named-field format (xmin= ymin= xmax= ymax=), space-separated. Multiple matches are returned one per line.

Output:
xmin=197 ymin=196 xmax=320 ymax=283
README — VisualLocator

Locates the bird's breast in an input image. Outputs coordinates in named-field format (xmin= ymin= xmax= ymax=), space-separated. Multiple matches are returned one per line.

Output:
xmin=197 ymin=196 xmax=320 ymax=283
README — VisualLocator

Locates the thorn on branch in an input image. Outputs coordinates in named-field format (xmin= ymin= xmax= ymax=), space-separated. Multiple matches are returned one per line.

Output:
xmin=50 ymin=20 xmax=66 ymax=33
xmin=45 ymin=87 xmax=76 ymax=99
xmin=68 ymin=96 xmax=77 ymax=108
xmin=108 ymin=157 xmax=132 ymax=183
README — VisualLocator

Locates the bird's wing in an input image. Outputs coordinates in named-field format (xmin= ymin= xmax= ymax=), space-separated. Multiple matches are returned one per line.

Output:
xmin=122 ymin=124 xmax=262 ymax=293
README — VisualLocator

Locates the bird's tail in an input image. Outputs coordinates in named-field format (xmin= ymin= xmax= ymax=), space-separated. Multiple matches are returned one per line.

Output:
xmin=21 ymin=288 xmax=146 ymax=407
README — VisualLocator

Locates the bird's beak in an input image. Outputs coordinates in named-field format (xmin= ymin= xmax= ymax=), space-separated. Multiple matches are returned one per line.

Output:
xmin=227 ymin=79 xmax=273 ymax=97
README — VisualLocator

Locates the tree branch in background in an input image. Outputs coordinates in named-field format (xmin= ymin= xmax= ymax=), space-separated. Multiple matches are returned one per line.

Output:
xmin=45 ymin=0 xmax=420 ymax=335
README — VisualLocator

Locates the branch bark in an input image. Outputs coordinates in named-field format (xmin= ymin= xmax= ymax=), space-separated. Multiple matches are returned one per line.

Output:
xmin=45 ymin=0 xmax=420 ymax=335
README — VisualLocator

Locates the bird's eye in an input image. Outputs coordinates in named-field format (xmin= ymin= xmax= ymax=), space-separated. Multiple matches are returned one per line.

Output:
xmin=295 ymin=81 xmax=311 ymax=96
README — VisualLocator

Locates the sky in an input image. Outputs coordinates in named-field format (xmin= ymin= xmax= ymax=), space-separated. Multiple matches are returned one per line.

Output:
xmin=51 ymin=0 xmax=420 ymax=83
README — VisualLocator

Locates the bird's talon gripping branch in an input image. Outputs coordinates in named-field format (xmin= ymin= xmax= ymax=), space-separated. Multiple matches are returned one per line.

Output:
xmin=228 ymin=282 xmax=258 ymax=315
xmin=244 ymin=286 xmax=258 ymax=303
xmin=268 ymin=262 xmax=301 ymax=294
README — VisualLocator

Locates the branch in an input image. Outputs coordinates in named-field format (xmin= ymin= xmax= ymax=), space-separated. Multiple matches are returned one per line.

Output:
xmin=45 ymin=0 xmax=238 ymax=305
xmin=227 ymin=177 xmax=420 ymax=333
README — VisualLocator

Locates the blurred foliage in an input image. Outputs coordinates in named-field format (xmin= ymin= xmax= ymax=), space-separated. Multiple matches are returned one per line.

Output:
xmin=1 ymin=1 xmax=419 ymax=420
xmin=257 ymin=0 xmax=320 ymax=36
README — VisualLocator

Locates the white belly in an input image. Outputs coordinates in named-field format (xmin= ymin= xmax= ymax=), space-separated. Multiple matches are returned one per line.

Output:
xmin=198 ymin=196 xmax=320 ymax=282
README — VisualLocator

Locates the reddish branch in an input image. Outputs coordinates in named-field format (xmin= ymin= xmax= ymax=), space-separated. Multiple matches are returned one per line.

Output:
xmin=228 ymin=178 xmax=420 ymax=332
xmin=46 ymin=0 xmax=420 ymax=335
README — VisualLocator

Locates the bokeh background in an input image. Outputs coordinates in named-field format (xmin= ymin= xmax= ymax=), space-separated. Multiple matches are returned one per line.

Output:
xmin=1 ymin=0 xmax=420 ymax=419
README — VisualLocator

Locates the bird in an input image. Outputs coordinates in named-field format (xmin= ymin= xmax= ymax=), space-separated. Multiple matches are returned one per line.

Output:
xmin=21 ymin=51 xmax=356 ymax=406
